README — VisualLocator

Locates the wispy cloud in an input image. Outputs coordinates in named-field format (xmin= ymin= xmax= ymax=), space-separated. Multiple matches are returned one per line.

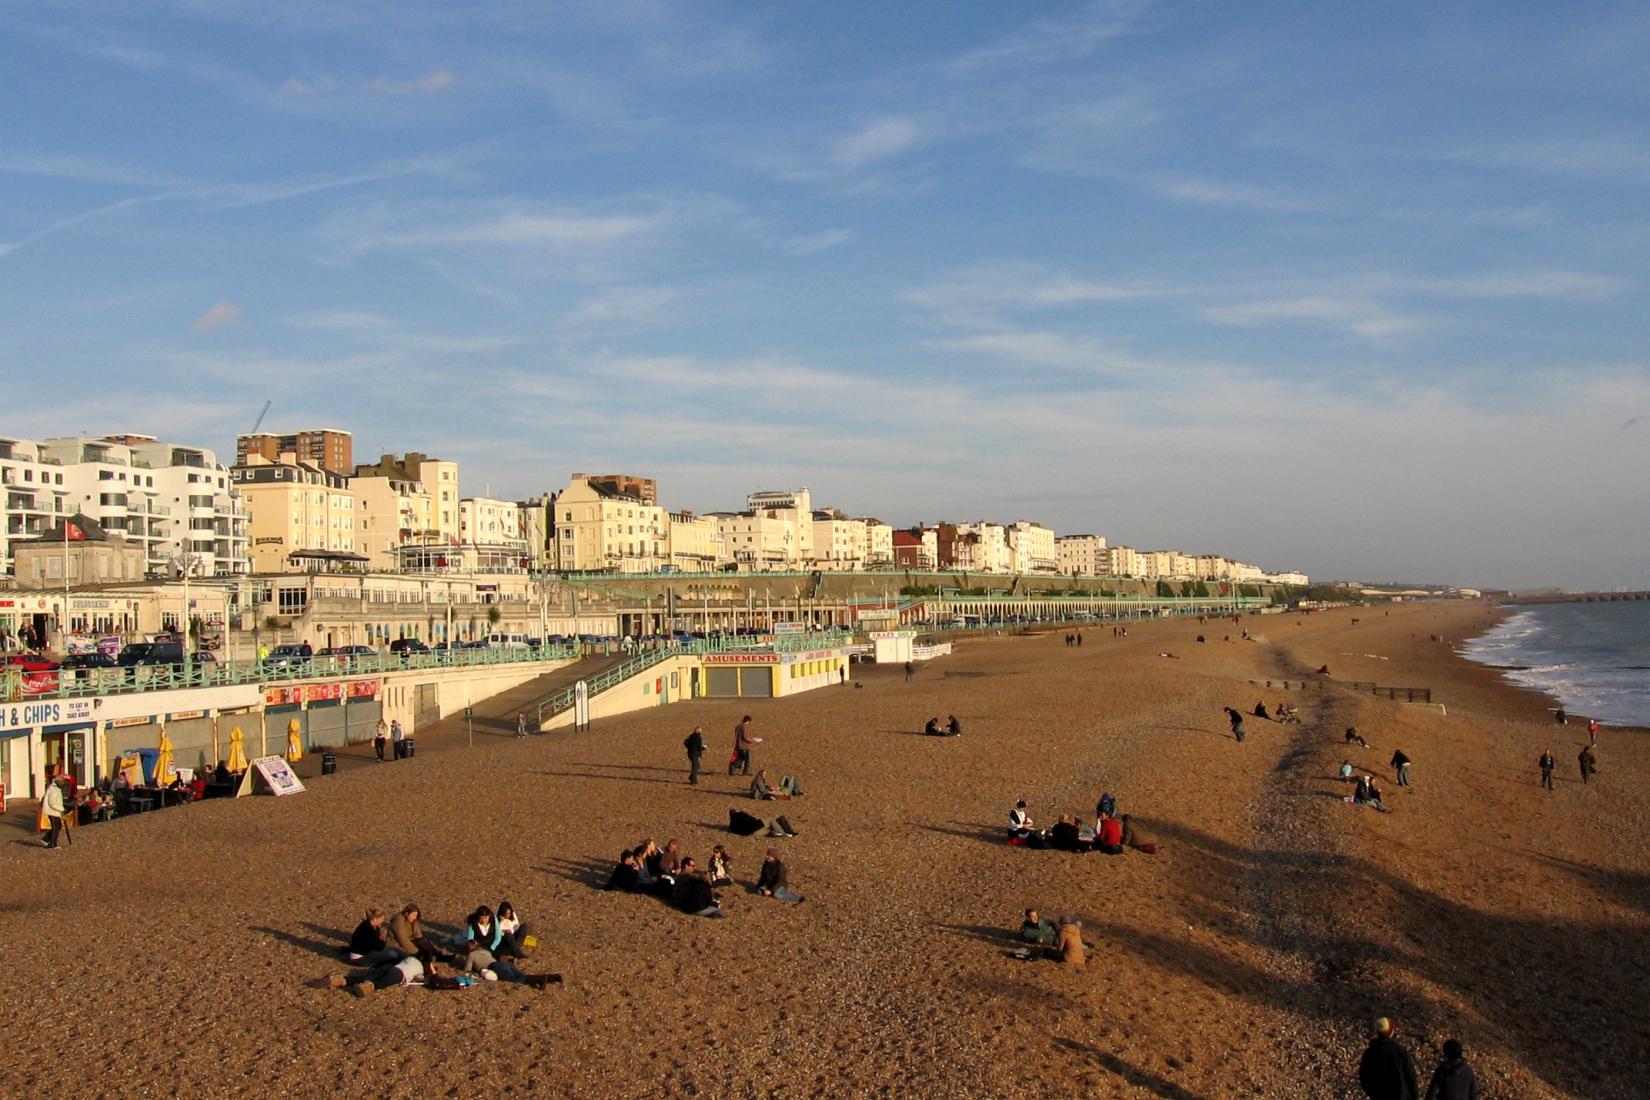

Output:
xmin=946 ymin=0 xmax=1148 ymax=73
xmin=1147 ymin=175 xmax=1325 ymax=213
xmin=829 ymin=116 xmax=922 ymax=171
xmin=364 ymin=68 xmax=456 ymax=95
xmin=1202 ymin=296 xmax=1419 ymax=339
xmin=780 ymin=228 xmax=851 ymax=256
xmin=191 ymin=301 xmax=243 ymax=333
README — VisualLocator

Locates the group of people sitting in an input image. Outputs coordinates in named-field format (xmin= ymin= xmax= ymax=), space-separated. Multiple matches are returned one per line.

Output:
xmin=324 ymin=900 xmax=561 ymax=995
xmin=605 ymin=837 xmax=802 ymax=916
xmin=1337 ymin=762 xmax=1389 ymax=811
xmin=922 ymin=715 xmax=962 ymax=737
xmin=1006 ymin=794 xmax=1158 ymax=855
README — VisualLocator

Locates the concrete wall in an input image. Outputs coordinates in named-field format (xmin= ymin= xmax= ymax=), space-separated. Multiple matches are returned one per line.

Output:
xmin=543 ymin=655 xmax=700 ymax=731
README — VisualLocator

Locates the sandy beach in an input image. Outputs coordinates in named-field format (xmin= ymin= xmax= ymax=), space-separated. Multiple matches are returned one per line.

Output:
xmin=3 ymin=602 xmax=1645 ymax=1099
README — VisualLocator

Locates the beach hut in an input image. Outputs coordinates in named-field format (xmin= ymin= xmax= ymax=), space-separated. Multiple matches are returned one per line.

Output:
xmin=226 ymin=727 xmax=248 ymax=773
xmin=154 ymin=729 xmax=176 ymax=787
xmin=285 ymin=719 xmax=302 ymax=763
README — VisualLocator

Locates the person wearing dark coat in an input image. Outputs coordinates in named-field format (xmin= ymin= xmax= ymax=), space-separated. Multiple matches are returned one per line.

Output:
xmin=1423 ymin=1039 xmax=1478 ymax=1100
xmin=1048 ymin=815 xmax=1085 ymax=852
xmin=1359 ymin=1017 xmax=1420 ymax=1100
xmin=684 ymin=726 xmax=705 ymax=785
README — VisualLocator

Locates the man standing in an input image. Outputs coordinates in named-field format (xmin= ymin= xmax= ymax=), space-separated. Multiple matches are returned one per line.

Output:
xmin=516 ymin=712 xmax=527 ymax=739
xmin=374 ymin=718 xmax=389 ymax=762
xmin=730 ymin=715 xmax=758 ymax=776
xmin=684 ymin=726 xmax=705 ymax=785
xmin=1539 ymin=749 xmax=1556 ymax=790
xmin=903 ymin=660 xmax=914 ymax=682
xmin=1390 ymin=748 xmax=1412 ymax=787
xmin=390 ymin=718 xmax=406 ymax=760
xmin=1578 ymin=744 xmax=1597 ymax=785
xmin=1358 ymin=1017 xmax=1419 ymax=1100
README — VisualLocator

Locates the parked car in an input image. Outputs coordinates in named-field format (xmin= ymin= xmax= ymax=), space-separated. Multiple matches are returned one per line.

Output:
xmin=118 ymin=640 xmax=185 ymax=667
xmin=389 ymin=638 xmax=430 ymax=658
xmin=264 ymin=643 xmax=313 ymax=671
xmin=2 ymin=653 xmax=60 ymax=672
xmin=60 ymin=653 xmax=118 ymax=670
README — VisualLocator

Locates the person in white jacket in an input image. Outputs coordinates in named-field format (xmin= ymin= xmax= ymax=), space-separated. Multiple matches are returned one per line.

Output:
xmin=42 ymin=778 xmax=67 ymax=849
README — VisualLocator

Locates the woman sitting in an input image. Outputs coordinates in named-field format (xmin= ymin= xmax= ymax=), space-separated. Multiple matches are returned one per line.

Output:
xmin=708 ymin=844 xmax=734 ymax=887
xmin=604 ymin=849 xmax=641 ymax=892
xmin=347 ymin=907 xmax=401 ymax=966
xmin=1093 ymin=812 xmax=1124 ymax=855
xmin=750 ymin=770 xmax=782 ymax=800
xmin=466 ymin=905 xmax=514 ymax=958
xmin=496 ymin=900 xmax=530 ymax=956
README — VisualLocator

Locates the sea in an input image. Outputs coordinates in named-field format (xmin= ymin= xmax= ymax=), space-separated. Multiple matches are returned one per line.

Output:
xmin=1462 ymin=601 xmax=1650 ymax=728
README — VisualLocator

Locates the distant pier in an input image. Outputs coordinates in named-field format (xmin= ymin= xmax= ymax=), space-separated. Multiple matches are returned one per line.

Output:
xmin=1503 ymin=591 xmax=1650 ymax=605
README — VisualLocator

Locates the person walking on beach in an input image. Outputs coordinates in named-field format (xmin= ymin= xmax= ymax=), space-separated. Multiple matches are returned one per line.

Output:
xmin=390 ymin=719 xmax=405 ymax=760
xmin=516 ymin=712 xmax=527 ymax=739
xmin=1554 ymin=706 xmax=1567 ymax=725
xmin=1358 ymin=1017 xmax=1419 ymax=1100
xmin=1422 ymin=1038 xmax=1478 ymax=1100
xmin=1390 ymin=749 xmax=1412 ymax=787
xmin=730 ymin=716 xmax=759 ymax=776
xmin=1578 ymin=744 xmax=1597 ymax=785
xmin=1587 ymin=718 xmax=1599 ymax=745
xmin=903 ymin=660 xmax=914 ymax=682
xmin=1224 ymin=706 xmax=1246 ymax=742
xmin=374 ymin=718 xmax=388 ymax=762
xmin=1539 ymin=749 xmax=1556 ymax=790
xmin=40 ymin=775 xmax=67 ymax=849
xmin=684 ymin=726 xmax=705 ymax=785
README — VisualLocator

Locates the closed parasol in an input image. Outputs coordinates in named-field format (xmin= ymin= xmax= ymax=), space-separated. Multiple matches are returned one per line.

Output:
xmin=226 ymin=726 xmax=248 ymax=773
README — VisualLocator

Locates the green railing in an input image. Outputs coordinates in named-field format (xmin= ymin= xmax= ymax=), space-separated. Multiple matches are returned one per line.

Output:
xmin=18 ymin=643 xmax=581 ymax=701
xmin=536 ymin=644 xmax=683 ymax=724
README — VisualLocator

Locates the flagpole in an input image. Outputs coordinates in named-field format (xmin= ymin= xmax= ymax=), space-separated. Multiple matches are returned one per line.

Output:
xmin=63 ymin=515 xmax=70 ymax=643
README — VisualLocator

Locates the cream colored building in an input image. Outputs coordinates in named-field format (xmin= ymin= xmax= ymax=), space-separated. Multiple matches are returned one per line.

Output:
xmin=861 ymin=519 xmax=893 ymax=568
xmin=1098 ymin=545 xmax=1140 ymax=577
xmin=667 ymin=511 xmax=726 ymax=572
xmin=957 ymin=522 xmax=1013 ymax=573
xmin=459 ymin=496 xmax=530 ymax=570
xmin=1056 ymin=534 xmax=1109 ymax=577
xmin=714 ymin=510 xmax=802 ymax=570
xmin=554 ymin=476 xmax=668 ymax=572
xmin=810 ymin=511 xmax=867 ymax=570
xmin=231 ymin=454 xmax=357 ymax=572
xmin=744 ymin=489 xmax=813 ymax=564
xmin=353 ymin=473 xmax=436 ymax=571
xmin=354 ymin=453 xmax=460 ymax=545
xmin=1007 ymin=521 xmax=1058 ymax=574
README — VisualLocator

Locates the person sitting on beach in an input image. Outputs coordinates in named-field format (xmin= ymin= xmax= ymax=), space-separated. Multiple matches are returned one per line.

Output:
xmin=466 ymin=905 xmax=520 ymax=960
xmin=346 ymin=907 xmax=400 ymax=966
xmin=923 ymin=717 xmax=942 ymax=736
xmin=1049 ymin=814 xmax=1086 ymax=852
xmin=1353 ymin=775 xmax=1388 ymax=812
xmin=1339 ymin=760 xmax=1356 ymax=781
xmin=750 ymin=770 xmax=783 ymax=800
xmin=1093 ymin=812 xmax=1124 ymax=855
xmin=637 ymin=839 xmax=664 ymax=880
xmin=1119 ymin=814 xmax=1158 ymax=854
xmin=658 ymin=839 xmax=684 ymax=877
xmin=1158 ymin=651 xmax=1179 ymax=659
xmin=464 ymin=942 xmax=560 ymax=988
xmin=1345 ymin=726 xmax=1370 ymax=747
xmin=946 ymin=715 xmax=962 ymax=736
xmin=756 ymin=848 xmax=804 ymax=902
xmin=326 ymin=954 xmax=425 ymax=998
xmin=672 ymin=859 xmax=725 ymax=918
xmin=213 ymin=760 xmax=232 ymax=784
xmin=1051 ymin=915 xmax=1086 ymax=966
xmin=387 ymin=903 xmax=452 ymax=969
xmin=729 ymin=807 xmax=798 ymax=838
xmin=1253 ymin=701 xmax=1270 ymax=720
xmin=1019 ymin=908 xmax=1056 ymax=945
xmin=1009 ymin=800 xmax=1035 ymax=838
xmin=1095 ymin=792 xmax=1117 ymax=820
xmin=496 ymin=900 xmax=531 ymax=956
xmin=708 ymin=844 xmax=734 ymax=887
xmin=1276 ymin=702 xmax=1299 ymax=723
xmin=1316 ymin=664 xmax=1330 ymax=675
xmin=605 ymin=850 xmax=641 ymax=892
xmin=778 ymin=774 xmax=804 ymax=796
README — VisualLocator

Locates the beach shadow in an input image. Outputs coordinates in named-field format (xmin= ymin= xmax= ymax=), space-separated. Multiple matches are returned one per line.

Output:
xmin=917 ymin=821 xmax=1009 ymax=845
xmin=540 ymin=855 xmax=614 ymax=889
xmin=254 ymin=925 xmax=343 ymax=960
xmin=531 ymin=769 xmax=682 ymax=787
xmin=1157 ymin=725 xmax=1229 ymax=740
xmin=568 ymin=762 xmax=677 ymax=774
xmin=300 ymin=922 xmax=352 ymax=945
xmin=1052 ymin=1038 xmax=1207 ymax=1100
xmin=933 ymin=921 xmax=1018 ymax=946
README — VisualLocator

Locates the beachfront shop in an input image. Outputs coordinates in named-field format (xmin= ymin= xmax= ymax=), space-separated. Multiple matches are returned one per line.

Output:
xmin=700 ymin=649 xmax=850 ymax=699
xmin=1 ymin=698 xmax=98 ymax=804
xmin=780 ymin=648 xmax=849 ymax=693
xmin=262 ymin=680 xmax=382 ymax=754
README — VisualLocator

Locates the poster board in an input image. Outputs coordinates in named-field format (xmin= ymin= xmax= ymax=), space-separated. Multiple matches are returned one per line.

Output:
xmin=235 ymin=754 xmax=307 ymax=798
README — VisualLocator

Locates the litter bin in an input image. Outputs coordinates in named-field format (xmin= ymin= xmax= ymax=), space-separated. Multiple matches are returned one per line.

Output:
xmin=321 ymin=751 xmax=337 ymax=776
xmin=403 ymin=738 xmax=416 ymax=758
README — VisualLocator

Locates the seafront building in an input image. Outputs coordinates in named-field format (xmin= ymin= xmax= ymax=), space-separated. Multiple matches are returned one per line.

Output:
xmin=231 ymin=454 xmax=358 ymax=572
xmin=236 ymin=427 xmax=353 ymax=476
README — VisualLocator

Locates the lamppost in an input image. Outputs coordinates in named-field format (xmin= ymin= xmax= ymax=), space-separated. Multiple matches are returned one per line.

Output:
xmin=171 ymin=550 xmax=199 ymax=679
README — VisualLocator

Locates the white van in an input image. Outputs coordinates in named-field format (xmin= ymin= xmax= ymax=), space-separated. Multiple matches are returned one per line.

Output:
xmin=485 ymin=633 xmax=531 ymax=649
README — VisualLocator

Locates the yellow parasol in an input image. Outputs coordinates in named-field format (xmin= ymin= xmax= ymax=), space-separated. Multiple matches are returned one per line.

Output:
xmin=154 ymin=728 xmax=176 ymax=787
xmin=285 ymin=719 xmax=303 ymax=763
xmin=226 ymin=727 xmax=248 ymax=773
xmin=211 ymin=717 xmax=221 ymax=769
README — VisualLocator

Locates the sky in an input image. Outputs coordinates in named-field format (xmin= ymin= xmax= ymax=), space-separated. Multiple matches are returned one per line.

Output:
xmin=2 ymin=1 xmax=1647 ymax=591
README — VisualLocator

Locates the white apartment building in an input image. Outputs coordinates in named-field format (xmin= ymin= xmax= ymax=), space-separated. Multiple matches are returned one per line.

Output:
xmin=1099 ymin=545 xmax=1141 ymax=578
xmin=861 ymin=519 xmax=894 ymax=568
xmin=1056 ymin=534 xmax=1110 ymax=577
xmin=554 ymin=476 xmax=668 ymax=573
xmin=745 ymin=488 xmax=813 ymax=563
xmin=1264 ymin=570 xmax=1310 ymax=586
xmin=952 ymin=522 xmax=1012 ymax=573
xmin=459 ymin=496 xmax=531 ymax=571
xmin=1 ymin=436 xmax=66 ymax=576
xmin=714 ymin=510 xmax=803 ymax=570
xmin=1006 ymin=520 xmax=1058 ymax=574
xmin=811 ymin=511 xmax=867 ymax=570
xmin=38 ymin=435 xmax=248 ymax=577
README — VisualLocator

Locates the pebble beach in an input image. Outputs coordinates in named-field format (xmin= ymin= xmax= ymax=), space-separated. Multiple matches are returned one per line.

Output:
xmin=4 ymin=602 xmax=1645 ymax=1099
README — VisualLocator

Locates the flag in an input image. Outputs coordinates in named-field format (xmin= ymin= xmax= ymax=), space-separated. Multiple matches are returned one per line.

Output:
xmin=65 ymin=521 xmax=86 ymax=541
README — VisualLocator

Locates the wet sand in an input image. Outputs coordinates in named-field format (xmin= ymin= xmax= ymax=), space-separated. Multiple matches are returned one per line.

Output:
xmin=3 ymin=602 xmax=1645 ymax=1098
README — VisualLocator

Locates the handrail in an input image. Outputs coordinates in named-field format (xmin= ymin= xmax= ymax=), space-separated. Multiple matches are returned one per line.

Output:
xmin=536 ymin=643 xmax=683 ymax=724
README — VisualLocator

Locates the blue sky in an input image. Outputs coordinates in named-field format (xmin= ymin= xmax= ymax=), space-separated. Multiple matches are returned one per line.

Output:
xmin=2 ymin=1 xmax=1647 ymax=590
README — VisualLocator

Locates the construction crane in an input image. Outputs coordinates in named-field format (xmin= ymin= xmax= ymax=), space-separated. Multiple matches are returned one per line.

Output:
xmin=249 ymin=399 xmax=271 ymax=434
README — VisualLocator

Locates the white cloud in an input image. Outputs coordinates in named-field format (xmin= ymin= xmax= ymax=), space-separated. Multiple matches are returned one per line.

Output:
xmin=947 ymin=0 xmax=1147 ymax=73
xmin=830 ymin=116 xmax=922 ymax=171
xmin=1201 ymin=296 xmax=1419 ymax=339
xmin=364 ymin=68 xmax=456 ymax=95
xmin=1147 ymin=175 xmax=1324 ymax=213
xmin=191 ymin=301 xmax=242 ymax=333
xmin=781 ymin=228 xmax=850 ymax=255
